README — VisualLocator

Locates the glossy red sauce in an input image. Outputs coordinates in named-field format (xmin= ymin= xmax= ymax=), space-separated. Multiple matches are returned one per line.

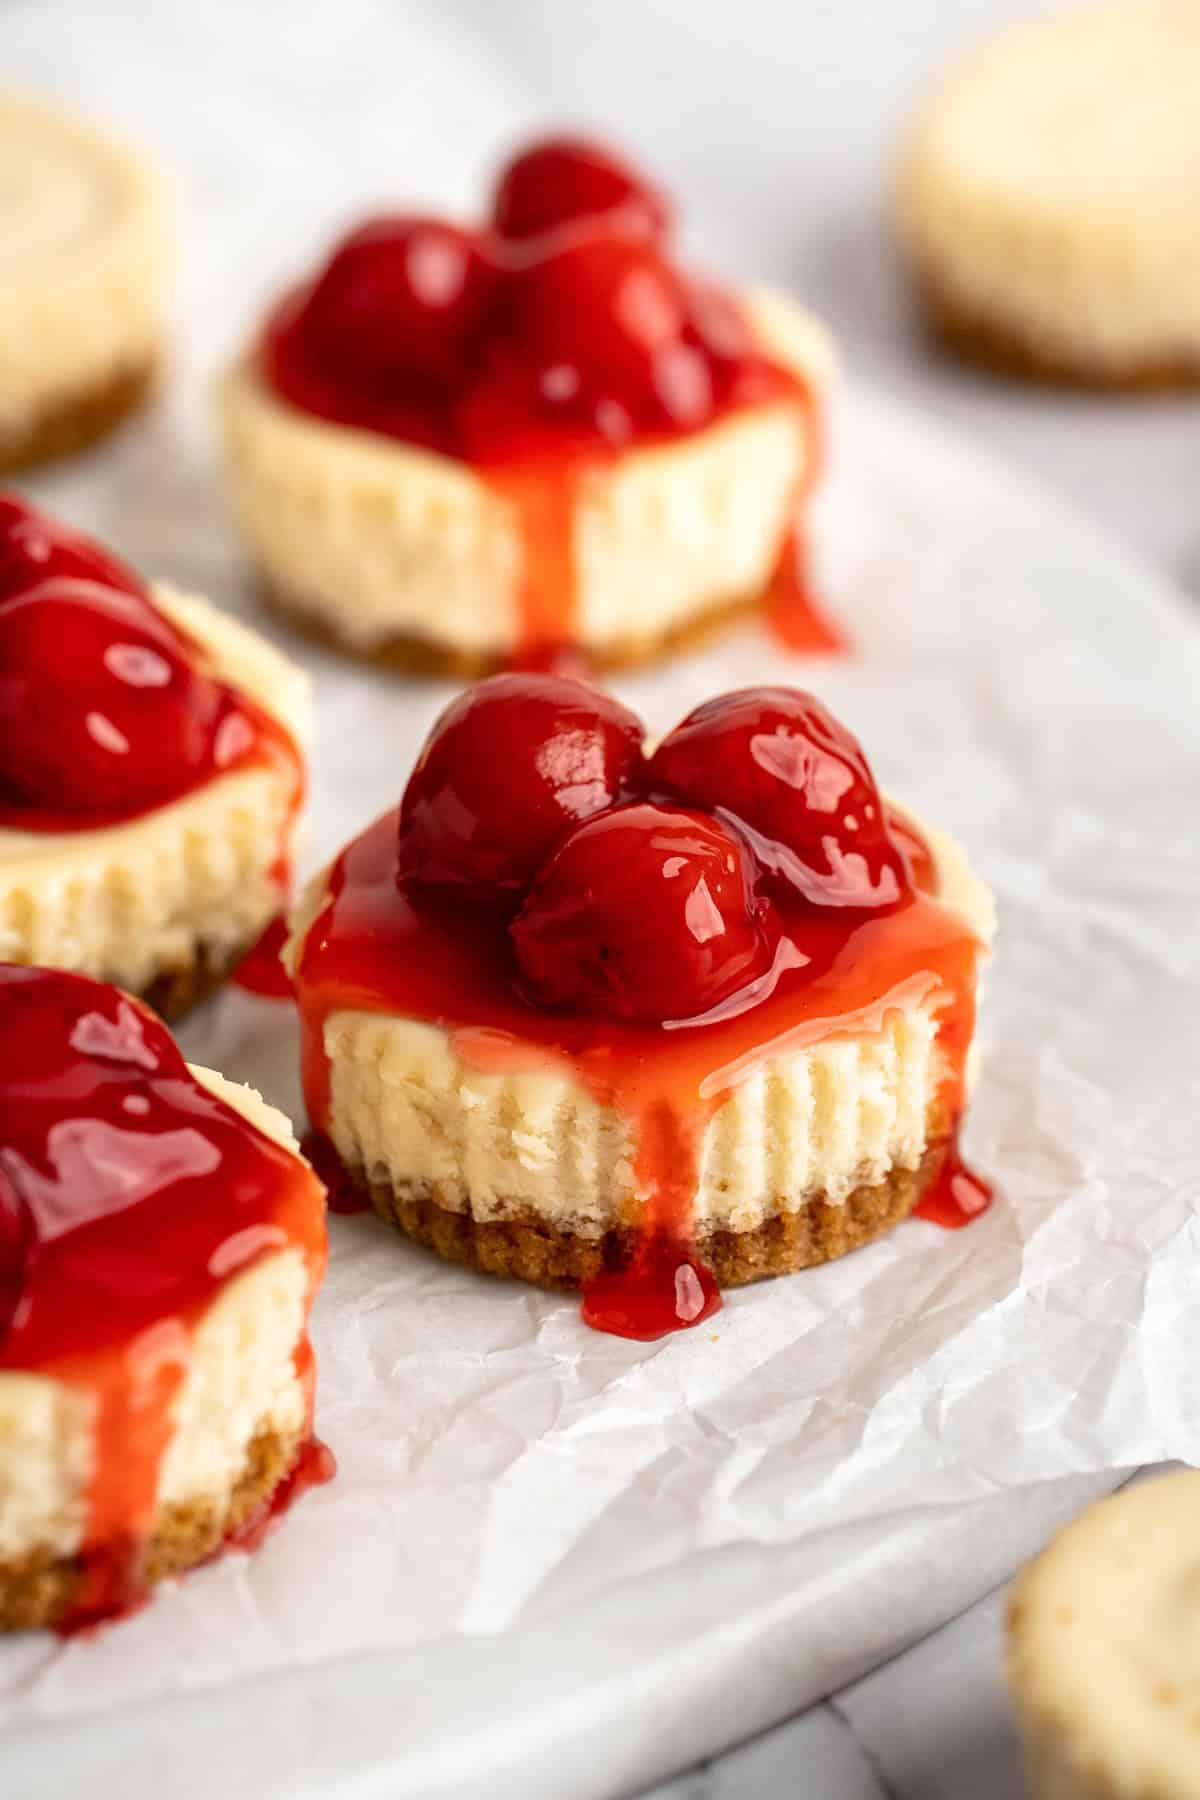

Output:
xmin=232 ymin=913 xmax=294 ymax=999
xmin=293 ymin=808 xmax=986 ymax=1340
xmin=0 ymin=965 xmax=328 ymax=1628
xmin=913 ymin=1136 xmax=994 ymax=1228
xmin=301 ymin=1130 xmax=370 ymax=1216
xmin=259 ymin=135 xmax=836 ymax=662
xmin=765 ymin=525 xmax=848 ymax=656
xmin=0 ymin=494 xmax=303 ymax=859
xmin=225 ymin=1437 xmax=337 ymax=1554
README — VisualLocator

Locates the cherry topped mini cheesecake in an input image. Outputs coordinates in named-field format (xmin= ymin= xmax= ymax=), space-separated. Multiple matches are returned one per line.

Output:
xmin=219 ymin=134 xmax=835 ymax=673
xmin=0 ymin=493 xmax=309 ymax=1015
xmin=287 ymin=674 xmax=995 ymax=1340
xmin=0 ymin=965 xmax=330 ymax=1632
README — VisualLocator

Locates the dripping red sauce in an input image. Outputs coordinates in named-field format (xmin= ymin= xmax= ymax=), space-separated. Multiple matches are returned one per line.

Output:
xmin=258 ymin=136 xmax=836 ymax=663
xmin=913 ymin=1133 xmax=994 ymax=1228
xmin=0 ymin=965 xmax=328 ymax=1630
xmin=765 ymin=524 xmax=848 ymax=656
xmin=301 ymin=1130 xmax=370 ymax=1216
xmin=233 ymin=913 xmax=294 ymax=999
xmin=225 ymin=1437 xmax=337 ymax=1554
xmin=293 ymin=806 xmax=987 ymax=1342
xmin=0 ymin=494 xmax=304 ymax=859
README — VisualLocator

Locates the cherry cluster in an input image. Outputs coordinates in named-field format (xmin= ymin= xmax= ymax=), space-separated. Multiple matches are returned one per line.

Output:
xmin=265 ymin=136 xmax=770 ymax=457
xmin=396 ymin=673 xmax=913 ymax=1024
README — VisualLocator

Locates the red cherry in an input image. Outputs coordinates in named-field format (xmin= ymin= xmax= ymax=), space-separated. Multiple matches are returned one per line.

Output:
xmin=0 ymin=579 xmax=231 ymax=816
xmin=262 ymin=289 xmax=459 ymax=456
xmin=647 ymin=688 xmax=910 ymax=911
xmin=510 ymin=802 xmax=773 ymax=1023
xmin=0 ymin=492 xmax=144 ymax=606
xmin=396 ymin=673 xmax=645 ymax=904
xmin=505 ymin=237 xmax=715 ymax=435
xmin=491 ymin=136 xmax=671 ymax=251
xmin=295 ymin=214 xmax=491 ymax=388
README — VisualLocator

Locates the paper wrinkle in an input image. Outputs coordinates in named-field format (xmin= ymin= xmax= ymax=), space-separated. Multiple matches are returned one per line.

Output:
xmin=3 ymin=0 xmax=1200 ymax=1769
xmin=12 ymin=530 xmax=1200 ymax=1726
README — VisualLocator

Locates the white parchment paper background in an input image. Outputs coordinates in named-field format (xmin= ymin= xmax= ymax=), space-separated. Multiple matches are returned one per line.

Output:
xmin=3 ymin=4 xmax=1199 ymax=1794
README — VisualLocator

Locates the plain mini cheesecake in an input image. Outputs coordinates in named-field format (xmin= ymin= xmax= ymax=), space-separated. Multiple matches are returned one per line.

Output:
xmin=288 ymin=674 xmax=995 ymax=1340
xmin=218 ymin=135 xmax=835 ymax=672
xmin=895 ymin=0 xmax=1200 ymax=388
xmin=1008 ymin=1473 xmax=1200 ymax=1800
xmin=0 ymin=493 xmax=309 ymax=1016
xmin=0 ymin=95 xmax=173 ymax=470
xmin=0 ymin=965 xmax=330 ymax=1632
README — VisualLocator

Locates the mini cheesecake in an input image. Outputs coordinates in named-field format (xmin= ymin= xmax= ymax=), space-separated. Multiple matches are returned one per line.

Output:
xmin=0 ymin=96 xmax=173 ymax=470
xmin=895 ymin=0 xmax=1200 ymax=387
xmin=288 ymin=675 xmax=994 ymax=1340
xmin=0 ymin=494 xmax=309 ymax=1015
xmin=1008 ymin=1473 xmax=1200 ymax=1800
xmin=218 ymin=136 xmax=834 ymax=672
xmin=0 ymin=965 xmax=330 ymax=1632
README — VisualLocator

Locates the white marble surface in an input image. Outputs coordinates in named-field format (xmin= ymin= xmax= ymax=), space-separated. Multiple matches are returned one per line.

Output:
xmin=5 ymin=1 xmax=1198 ymax=1794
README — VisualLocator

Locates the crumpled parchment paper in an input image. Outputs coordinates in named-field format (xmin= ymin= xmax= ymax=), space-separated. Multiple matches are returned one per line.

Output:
xmin=2 ymin=4 xmax=1198 ymax=1792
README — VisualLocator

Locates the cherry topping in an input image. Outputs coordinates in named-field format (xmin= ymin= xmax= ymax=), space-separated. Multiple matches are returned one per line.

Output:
xmin=499 ymin=237 xmax=710 ymax=439
xmin=258 ymin=133 xmax=806 ymax=525
xmin=511 ymin=802 xmax=773 ymax=1023
xmin=0 ymin=492 xmax=144 ymax=605
xmin=0 ymin=579 xmax=231 ymax=817
xmin=491 ymin=135 xmax=671 ymax=251
xmin=396 ymin=672 xmax=644 ymax=905
xmin=294 ymin=214 xmax=491 ymax=389
xmin=647 ymin=687 xmax=909 ymax=911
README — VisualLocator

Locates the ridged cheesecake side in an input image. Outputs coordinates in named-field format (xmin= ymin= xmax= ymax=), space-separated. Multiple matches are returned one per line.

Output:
xmin=287 ymin=813 xmax=993 ymax=1282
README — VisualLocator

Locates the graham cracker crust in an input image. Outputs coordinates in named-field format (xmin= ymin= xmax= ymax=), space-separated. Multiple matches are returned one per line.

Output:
xmin=260 ymin=576 xmax=762 ymax=678
xmin=0 ymin=1422 xmax=301 ymax=1633
xmin=906 ymin=261 xmax=1200 ymax=392
xmin=0 ymin=359 xmax=158 ymax=474
xmin=353 ymin=1140 xmax=946 ymax=1291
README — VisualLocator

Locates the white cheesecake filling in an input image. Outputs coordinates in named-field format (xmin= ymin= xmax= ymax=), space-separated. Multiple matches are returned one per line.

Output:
xmin=0 ymin=96 xmax=173 ymax=432
xmin=1008 ymin=1471 xmax=1200 ymax=1800
xmin=216 ymin=288 xmax=833 ymax=657
xmin=291 ymin=814 xmax=993 ymax=1237
xmin=0 ymin=586 xmax=310 ymax=993
xmin=895 ymin=0 xmax=1200 ymax=370
xmin=0 ymin=1070 xmax=311 ymax=1565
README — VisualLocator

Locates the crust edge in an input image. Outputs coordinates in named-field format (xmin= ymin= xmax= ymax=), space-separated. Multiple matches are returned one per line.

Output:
xmin=351 ymin=1140 xmax=947 ymax=1291
xmin=0 ymin=359 xmax=158 ymax=474
xmin=0 ymin=1421 xmax=302 ymax=1633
